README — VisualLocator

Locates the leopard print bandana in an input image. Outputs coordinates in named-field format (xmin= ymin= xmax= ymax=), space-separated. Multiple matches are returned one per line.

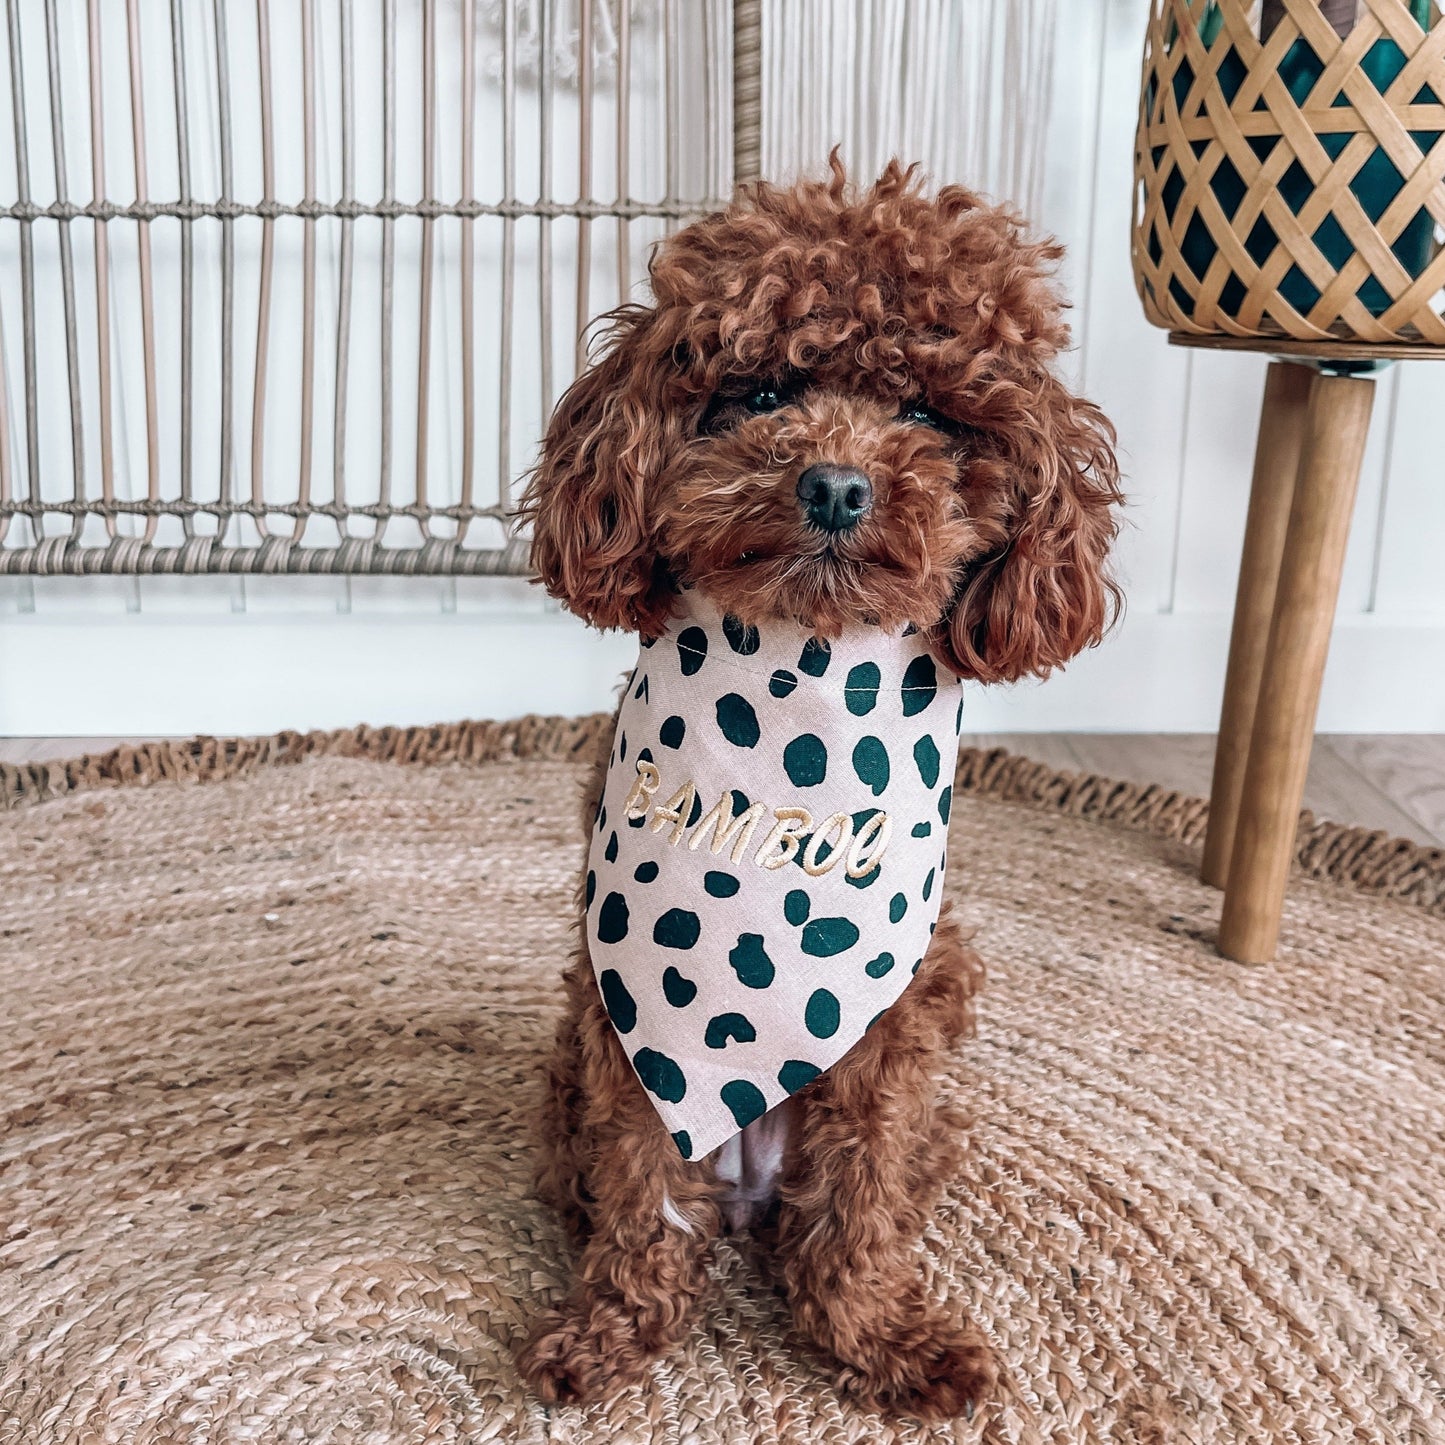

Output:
xmin=585 ymin=591 xmax=964 ymax=1162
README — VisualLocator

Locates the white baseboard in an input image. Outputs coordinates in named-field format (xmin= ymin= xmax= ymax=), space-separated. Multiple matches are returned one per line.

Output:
xmin=3 ymin=609 xmax=1444 ymax=736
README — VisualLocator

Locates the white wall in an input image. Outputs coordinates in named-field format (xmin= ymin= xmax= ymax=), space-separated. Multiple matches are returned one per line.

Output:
xmin=1039 ymin=0 xmax=1445 ymax=733
xmin=3 ymin=0 xmax=1445 ymax=737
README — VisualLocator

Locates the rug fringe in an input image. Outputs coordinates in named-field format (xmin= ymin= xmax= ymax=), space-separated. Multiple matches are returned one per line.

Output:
xmin=6 ymin=715 xmax=1441 ymax=913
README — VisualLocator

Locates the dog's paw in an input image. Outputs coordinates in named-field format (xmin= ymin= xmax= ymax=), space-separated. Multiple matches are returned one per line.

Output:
xmin=839 ymin=1324 xmax=997 ymax=1424
xmin=517 ymin=1303 xmax=651 ymax=1406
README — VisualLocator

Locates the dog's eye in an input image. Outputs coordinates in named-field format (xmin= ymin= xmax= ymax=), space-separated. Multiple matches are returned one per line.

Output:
xmin=698 ymin=376 xmax=804 ymax=435
xmin=742 ymin=386 xmax=787 ymax=415
xmin=899 ymin=401 xmax=953 ymax=431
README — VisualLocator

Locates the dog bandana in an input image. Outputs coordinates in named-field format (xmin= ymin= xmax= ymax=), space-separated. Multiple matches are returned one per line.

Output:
xmin=585 ymin=592 xmax=964 ymax=1162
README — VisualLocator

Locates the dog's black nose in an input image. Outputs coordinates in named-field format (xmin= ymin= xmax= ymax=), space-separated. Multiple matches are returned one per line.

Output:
xmin=796 ymin=464 xmax=873 ymax=534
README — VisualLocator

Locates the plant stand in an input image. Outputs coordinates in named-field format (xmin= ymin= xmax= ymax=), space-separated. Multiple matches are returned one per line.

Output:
xmin=1133 ymin=0 xmax=1445 ymax=961
xmin=1174 ymin=333 xmax=1445 ymax=962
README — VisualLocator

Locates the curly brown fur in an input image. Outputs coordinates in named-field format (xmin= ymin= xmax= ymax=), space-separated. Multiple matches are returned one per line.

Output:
xmin=521 ymin=959 xmax=724 ymax=1402
xmin=519 ymin=154 xmax=1121 ymax=679
xmin=772 ymin=905 xmax=995 ymax=1418
xmin=517 ymin=157 xmax=1121 ymax=1421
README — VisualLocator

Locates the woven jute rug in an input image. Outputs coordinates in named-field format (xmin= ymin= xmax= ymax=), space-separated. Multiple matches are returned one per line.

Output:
xmin=2 ymin=719 xmax=1443 ymax=1444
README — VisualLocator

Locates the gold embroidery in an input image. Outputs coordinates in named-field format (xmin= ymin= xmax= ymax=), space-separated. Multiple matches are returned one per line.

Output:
xmin=625 ymin=760 xmax=894 ymax=881
xmin=689 ymin=792 xmax=768 ymax=864
xmin=845 ymin=811 xmax=892 ymax=879
xmin=755 ymin=808 xmax=814 ymax=870
xmin=651 ymin=781 xmax=697 ymax=846
xmin=802 ymin=812 xmax=854 ymax=876
xmin=624 ymin=760 xmax=661 ymax=819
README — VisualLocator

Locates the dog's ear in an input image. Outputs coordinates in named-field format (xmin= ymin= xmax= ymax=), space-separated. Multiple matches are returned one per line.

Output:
xmin=936 ymin=370 xmax=1122 ymax=683
xmin=519 ymin=305 xmax=678 ymax=634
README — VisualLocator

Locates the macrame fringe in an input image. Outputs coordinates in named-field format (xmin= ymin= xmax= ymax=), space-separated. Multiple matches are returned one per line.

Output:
xmin=6 ymin=714 xmax=1441 ymax=914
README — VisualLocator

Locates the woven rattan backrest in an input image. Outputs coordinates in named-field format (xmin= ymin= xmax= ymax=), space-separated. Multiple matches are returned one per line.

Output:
xmin=1133 ymin=0 xmax=1445 ymax=344
xmin=0 ymin=0 xmax=758 ymax=577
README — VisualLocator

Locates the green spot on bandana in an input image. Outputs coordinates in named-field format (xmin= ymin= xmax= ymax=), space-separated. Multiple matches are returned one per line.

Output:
xmin=913 ymin=734 xmax=941 ymax=788
xmin=596 ymin=891 xmax=629 ymax=943
xmin=677 ymin=627 xmax=708 ymax=676
xmin=798 ymin=637 xmax=832 ymax=677
xmin=844 ymin=661 xmax=881 ymax=715
xmin=715 ymin=693 xmax=760 ymax=748
xmin=599 ymin=969 xmax=636 ymax=1032
xmin=864 ymin=951 xmax=896 ymax=978
xmin=778 ymin=1060 xmax=821 ymax=1094
xmin=720 ymin=1079 xmax=768 ymax=1128
xmin=783 ymin=733 xmax=828 ymax=787
xmin=634 ymin=1047 xmax=686 ymax=1102
xmin=662 ymin=965 xmax=697 ymax=1008
xmin=722 ymin=614 xmax=761 ymax=655
xmin=728 ymin=933 xmax=776 ymax=988
xmin=851 ymin=735 xmax=890 ymax=796
xmin=653 ymin=908 xmax=701 ymax=949
xmin=804 ymin=988 xmax=841 ymax=1038
xmin=801 ymin=916 xmax=859 ymax=957
xmin=901 ymin=654 xmax=938 ymax=716
xmin=705 ymin=1012 xmax=757 ymax=1049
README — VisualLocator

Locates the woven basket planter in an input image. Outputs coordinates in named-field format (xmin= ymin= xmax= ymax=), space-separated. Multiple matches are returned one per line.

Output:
xmin=1133 ymin=0 xmax=1445 ymax=345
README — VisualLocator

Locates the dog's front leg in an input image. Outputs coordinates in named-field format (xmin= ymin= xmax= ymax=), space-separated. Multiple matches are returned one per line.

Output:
xmin=774 ymin=907 xmax=996 ymax=1421
xmin=520 ymin=981 xmax=722 ymax=1405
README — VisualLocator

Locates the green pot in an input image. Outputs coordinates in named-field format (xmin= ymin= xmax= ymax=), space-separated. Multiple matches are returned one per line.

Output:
xmin=1148 ymin=0 xmax=1439 ymax=321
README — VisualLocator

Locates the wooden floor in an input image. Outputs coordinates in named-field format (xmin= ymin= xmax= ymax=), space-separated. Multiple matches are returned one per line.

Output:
xmin=969 ymin=734 xmax=1445 ymax=848
xmin=2 ymin=733 xmax=1443 ymax=847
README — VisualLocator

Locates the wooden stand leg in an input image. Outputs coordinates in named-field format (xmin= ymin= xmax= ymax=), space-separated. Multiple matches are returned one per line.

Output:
xmin=1202 ymin=362 xmax=1314 ymax=889
xmin=1216 ymin=370 xmax=1376 ymax=964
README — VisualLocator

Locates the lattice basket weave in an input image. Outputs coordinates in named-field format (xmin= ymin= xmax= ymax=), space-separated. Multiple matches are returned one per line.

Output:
xmin=1133 ymin=0 xmax=1445 ymax=345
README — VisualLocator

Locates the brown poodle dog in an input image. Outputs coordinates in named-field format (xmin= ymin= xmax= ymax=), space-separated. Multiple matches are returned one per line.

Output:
xmin=516 ymin=158 xmax=1121 ymax=1421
